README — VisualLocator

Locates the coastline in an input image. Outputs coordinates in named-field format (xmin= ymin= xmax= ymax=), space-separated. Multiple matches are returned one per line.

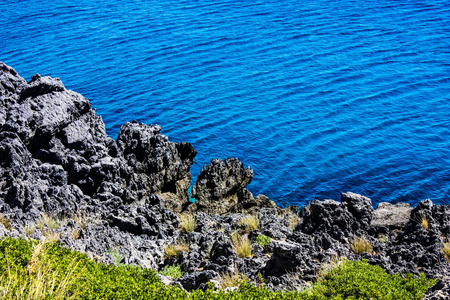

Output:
xmin=0 ymin=62 xmax=449 ymax=297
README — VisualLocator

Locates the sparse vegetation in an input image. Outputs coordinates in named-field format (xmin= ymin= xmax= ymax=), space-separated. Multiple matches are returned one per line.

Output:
xmin=413 ymin=213 xmax=429 ymax=231
xmin=160 ymin=264 xmax=183 ymax=279
xmin=254 ymin=234 xmax=272 ymax=247
xmin=231 ymin=232 xmax=252 ymax=258
xmin=220 ymin=269 xmax=247 ymax=289
xmin=180 ymin=214 xmax=196 ymax=233
xmin=350 ymin=236 xmax=373 ymax=254
xmin=0 ymin=237 xmax=436 ymax=300
xmin=163 ymin=242 xmax=189 ymax=259
xmin=37 ymin=213 xmax=61 ymax=231
xmin=0 ymin=213 xmax=11 ymax=230
xmin=288 ymin=214 xmax=298 ymax=230
xmin=73 ymin=211 xmax=89 ymax=230
xmin=106 ymin=248 xmax=124 ymax=265
xmin=240 ymin=214 xmax=259 ymax=232
xmin=442 ymin=242 xmax=450 ymax=262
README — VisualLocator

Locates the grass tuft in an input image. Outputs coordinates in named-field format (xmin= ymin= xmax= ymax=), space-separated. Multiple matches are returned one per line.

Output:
xmin=442 ymin=242 xmax=450 ymax=262
xmin=350 ymin=236 xmax=373 ymax=254
xmin=163 ymin=243 xmax=189 ymax=259
xmin=37 ymin=214 xmax=60 ymax=231
xmin=180 ymin=214 xmax=196 ymax=233
xmin=241 ymin=215 xmax=259 ymax=233
xmin=220 ymin=269 xmax=247 ymax=289
xmin=412 ymin=213 xmax=429 ymax=231
xmin=0 ymin=214 xmax=11 ymax=230
xmin=231 ymin=232 xmax=252 ymax=258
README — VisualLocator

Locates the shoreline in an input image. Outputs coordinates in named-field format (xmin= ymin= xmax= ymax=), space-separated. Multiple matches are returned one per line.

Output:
xmin=0 ymin=62 xmax=449 ymax=297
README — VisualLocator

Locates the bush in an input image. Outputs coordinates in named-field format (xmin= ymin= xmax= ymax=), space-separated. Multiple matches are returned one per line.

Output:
xmin=254 ymin=234 xmax=272 ymax=247
xmin=312 ymin=259 xmax=436 ymax=300
xmin=0 ymin=238 xmax=436 ymax=300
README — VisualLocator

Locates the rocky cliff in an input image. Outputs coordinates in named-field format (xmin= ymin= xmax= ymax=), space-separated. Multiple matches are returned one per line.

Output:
xmin=0 ymin=62 xmax=449 ymax=298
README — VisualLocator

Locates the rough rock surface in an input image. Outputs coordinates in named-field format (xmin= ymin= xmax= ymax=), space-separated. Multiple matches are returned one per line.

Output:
xmin=192 ymin=158 xmax=280 ymax=215
xmin=0 ymin=62 xmax=449 ymax=296
xmin=371 ymin=202 xmax=413 ymax=229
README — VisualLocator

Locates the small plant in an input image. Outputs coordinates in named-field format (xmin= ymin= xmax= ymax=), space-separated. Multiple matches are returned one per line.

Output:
xmin=220 ymin=269 xmax=247 ymax=289
xmin=239 ymin=214 xmax=259 ymax=233
xmin=24 ymin=224 xmax=36 ymax=236
xmin=350 ymin=236 xmax=373 ymax=254
xmin=412 ymin=213 xmax=429 ymax=231
xmin=442 ymin=242 xmax=450 ymax=262
xmin=378 ymin=234 xmax=387 ymax=243
xmin=37 ymin=213 xmax=60 ymax=231
xmin=160 ymin=264 xmax=183 ymax=278
xmin=69 ymin=228 xmax=81 ymax=240
xmin=254 ymin=234 xmax=272 ymax=247
xmin=0 ymin=213 xmax=11 ymax=230
xmin=180 ymin=214 xmax=196 ymax=233
xmin=231 ymin=232 xmax=252 ymax=258
xmin=289 ymin=214 xmax=298 ymax=230
xmin=106 ymin=248 xmax=124 ymax=265
xmin=73 ymin=211 xmax=89 ymax=230
xmin=163 ymin=243 xmax=189 ymax=259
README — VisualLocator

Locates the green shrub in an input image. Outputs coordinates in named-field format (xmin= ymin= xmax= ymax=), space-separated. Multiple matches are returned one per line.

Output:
xmin=312 ymin=259 xmax=436 ymax=300
xmin=0 ymin=238 xmax=436 ymax=300
xmin=254 ymin=234 xmax=272 ymax=247
xmin=160 ymin=264 xmax=183 ymax=279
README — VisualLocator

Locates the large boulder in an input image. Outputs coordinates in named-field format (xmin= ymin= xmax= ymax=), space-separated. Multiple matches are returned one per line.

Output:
xmin=192 ymin=158 xmax=278 ymax=214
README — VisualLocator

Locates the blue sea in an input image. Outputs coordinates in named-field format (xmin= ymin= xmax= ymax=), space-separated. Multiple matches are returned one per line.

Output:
xmin=1 ymin=0 xmax=449 ymax=207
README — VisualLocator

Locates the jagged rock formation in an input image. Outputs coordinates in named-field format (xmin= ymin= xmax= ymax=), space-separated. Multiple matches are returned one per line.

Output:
xmin=192 ymin=158 xmax=280 ymax=215
xmin=0 ymin=62 xmax=449 ymax=296
xmin=0 ymin=62 xmax=195 ymax=268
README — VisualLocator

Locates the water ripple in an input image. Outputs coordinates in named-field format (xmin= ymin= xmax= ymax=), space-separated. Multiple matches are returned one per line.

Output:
xmin=1 ymin=0 xmax=449 ymax=207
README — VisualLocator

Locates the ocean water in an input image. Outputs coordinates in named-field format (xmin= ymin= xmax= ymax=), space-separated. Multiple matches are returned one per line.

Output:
xmin=1 ymin=0 xmax=449 ymax=207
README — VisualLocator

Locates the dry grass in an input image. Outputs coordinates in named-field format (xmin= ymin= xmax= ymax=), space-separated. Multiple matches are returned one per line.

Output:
xmin=180 ymin=214 xmax=196 ymax=233
xmin=220 ymin=269 xmax=247 ymax=289
xmin=442 ymin=242 xmax=450 ymax=262
xmin=72 ymin=212 xmax=89 ymax=230
xmin=163 ymin=243 xmax=190 ymax=259
xmin=0 ymin=213 xmax=11 ymax=230
xmin=36 ymin=214 xmax=61 ymax=231
xmin=289 ymin=214 xmax=298 ymax=230
xmin=239 ymin=215 xmax=259 ymax=233
xmin=69 ymin=228 xmax=81 ymax=240
xmin=412 ymin=213 xmax=429 ymax=231
xmin=350 ymin=236 xmax=373 ymax=254
xmin=231 ymin=232 xmax=252 ymax=258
